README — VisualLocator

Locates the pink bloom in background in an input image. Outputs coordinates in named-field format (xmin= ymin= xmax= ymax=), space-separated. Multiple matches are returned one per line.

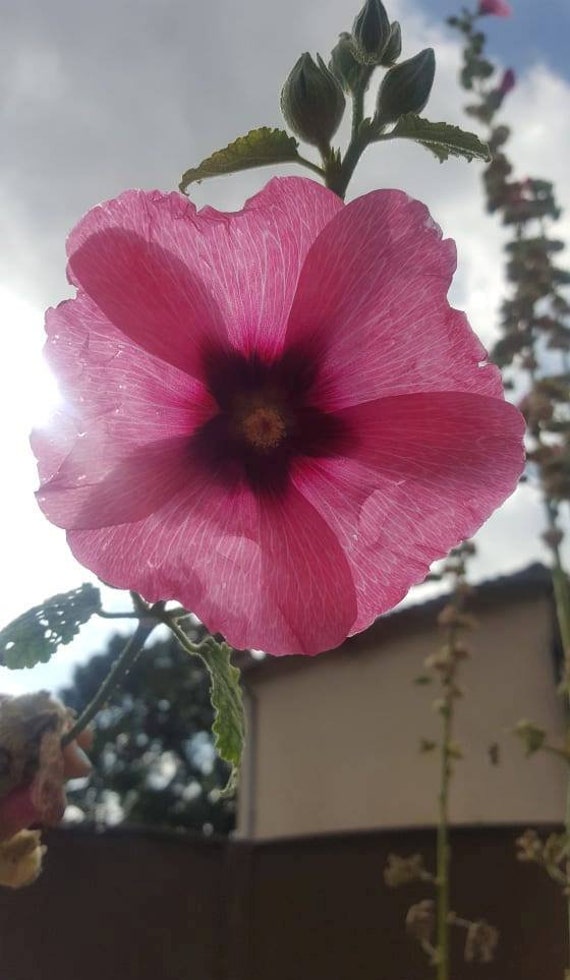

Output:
xmin=497 ymin=68 xmax=516 ymax=98
xmin=478 ymin=0 xmax=512 ymax=17
xmin=34 ymin=178 xmax=524 ymax=656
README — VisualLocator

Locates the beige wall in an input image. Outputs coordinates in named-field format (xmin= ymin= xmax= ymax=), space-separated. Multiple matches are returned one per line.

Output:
xmin=238 ymin=594 xmax=567 ymax=839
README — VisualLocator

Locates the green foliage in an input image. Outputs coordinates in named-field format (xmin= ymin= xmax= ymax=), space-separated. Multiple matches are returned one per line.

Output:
xmin=0 ymin=584 xmax=101 ymax=669
xmin=194 ymin=640 xmax=246 ymax=796
xmin=61 ymin=632 xmax=235 ymax=834
xmin=388 ymin=114 xmax=490 ymax=163
xmin=179 ymin=128 xmax=301 ymax=192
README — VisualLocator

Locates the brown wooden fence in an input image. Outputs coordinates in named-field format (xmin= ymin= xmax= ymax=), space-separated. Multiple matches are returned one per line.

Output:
xmin=0 ymin=824 xmax=565 ymax=979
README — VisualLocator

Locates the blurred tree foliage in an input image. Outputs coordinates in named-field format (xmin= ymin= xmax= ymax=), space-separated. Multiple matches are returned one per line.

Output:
xmin=60 ymin=629 xmax=235 ymax=835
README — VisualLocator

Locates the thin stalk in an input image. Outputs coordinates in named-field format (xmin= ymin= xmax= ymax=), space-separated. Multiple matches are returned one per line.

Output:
xmin=157 ymin=611 xmax=207 ymax=657
xmin=62 ymin=616 xmax=158 ymax=746
xmin=542 ymin=500 xmax=570 ymax=973
xmin=296 ymin=154 xmax=326 ymax=178
xmin=436 ymin=691 xmax=453 ymax=980
xmin=97 ymin=610 xmax=140 ymax=620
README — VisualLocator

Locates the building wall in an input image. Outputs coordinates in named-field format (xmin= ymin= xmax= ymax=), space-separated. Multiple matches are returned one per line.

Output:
xmin=238 ymin=593 xmax=567 ymax=839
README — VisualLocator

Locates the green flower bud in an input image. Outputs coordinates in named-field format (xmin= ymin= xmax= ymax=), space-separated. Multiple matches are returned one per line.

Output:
xmin=376 ymin=48 xmax=436 ymax=123
xmin=351 ymin=0 xmax=391 ymax=65
xmin=329 ymin=32 xmax=364 ymax=94
xmin=380 ymin=21 xmax=402 ymax=66
xmin=281 ymin=52 xmax=346 ymax=148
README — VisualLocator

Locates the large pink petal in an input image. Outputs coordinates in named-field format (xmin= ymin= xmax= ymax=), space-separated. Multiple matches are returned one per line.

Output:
xmin=66 ymin=469 xmax=357 ymax=656
xmin=285 ymin=189 xmax=503 ymax=410
xmin=36 ymin=436 xmax=196 ymax=529
xmin=41 ymin=292 xmax=213 ymax=436
xmin=292 ymin=390 xmax=524 ymax=634
xmin=34 ymin=292 xmax=214 ymax=525
xmin=66 ymin=179 xmax=343 ymax=373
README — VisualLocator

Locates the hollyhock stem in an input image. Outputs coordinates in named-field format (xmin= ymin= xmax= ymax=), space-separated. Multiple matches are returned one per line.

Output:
xmin=436 ymin=697 xmax=452 ymax=980
xmin=326 ymin=131 xmax=369 ymax=199
xmin=351 ymin=69 xmax=373 ymax=144
xmin=432 ymin=552 xmax=474 ymax=979
xmin=325 ymin=71 xmax=374 ymax=199
xmin=545 ymin=502 xmax=570 ymax=965
xmin=61 ymin=610 xmax=160 ymax=746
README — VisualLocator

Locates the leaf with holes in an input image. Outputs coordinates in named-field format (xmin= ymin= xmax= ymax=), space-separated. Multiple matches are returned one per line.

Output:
xmin=179 ymin=127 xmax=302 ymax=192
xmin=0 ymin=584 xmax=102 ymax=669
xmin=386 ymin=113 xmax=490 ymax=163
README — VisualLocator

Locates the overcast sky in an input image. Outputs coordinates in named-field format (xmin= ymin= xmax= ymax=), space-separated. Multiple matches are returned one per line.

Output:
xmin=1 ymin=0 xmax=569 ymax=696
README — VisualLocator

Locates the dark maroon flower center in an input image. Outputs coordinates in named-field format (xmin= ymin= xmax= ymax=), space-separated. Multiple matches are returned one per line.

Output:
xmin=190 ymin=343 xmax=349 ymax=496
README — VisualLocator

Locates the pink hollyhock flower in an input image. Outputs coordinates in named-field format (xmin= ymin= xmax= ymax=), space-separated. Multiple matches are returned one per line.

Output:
xmin=478 ymin=0 xmax=512 ymax=16
xmin=34 ymin=178 xmax=524 ymax=656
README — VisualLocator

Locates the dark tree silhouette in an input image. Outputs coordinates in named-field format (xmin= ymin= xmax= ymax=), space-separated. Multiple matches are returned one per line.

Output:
xmin=60 ymin=629 xmax=235 ymax=835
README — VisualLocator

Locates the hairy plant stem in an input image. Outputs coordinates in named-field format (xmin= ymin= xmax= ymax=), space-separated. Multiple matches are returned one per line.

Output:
xmin=62 ymin=612 xmax=160 ymax=746
xmin=157 ymin=611 xmax=216 ymax=662
xmin=325 ymin=70 xmax=373 ymax=200
xmin=296 ymin=154 xmax=327 ymax=178
xmin=433 ymin=561 xmax=469 ymax=979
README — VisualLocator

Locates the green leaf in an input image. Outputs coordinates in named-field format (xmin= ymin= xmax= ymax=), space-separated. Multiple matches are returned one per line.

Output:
xmin=196 ymin=640 xmax=245 ymax=795
xmin=0 ymin=584 xmax=102 ymax=669
xmin=387 ymin=113 xmax=490 ymax=164
xmin=179 ymin=127 xmax=301 ymax=192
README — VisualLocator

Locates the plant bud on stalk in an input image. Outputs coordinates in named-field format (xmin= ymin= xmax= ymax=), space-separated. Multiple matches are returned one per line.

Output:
xmin=376 ymin=48 xmax=436 ymax=124
xmin=380 ymin=21 xmax=402 ymax=66
xmin=281 ymin=52 xmax=345 ymax=149
xmin=351 ymin=0 xmax=391 ymax=65
xmin=329 ymin=32 xmax=365 ymax=93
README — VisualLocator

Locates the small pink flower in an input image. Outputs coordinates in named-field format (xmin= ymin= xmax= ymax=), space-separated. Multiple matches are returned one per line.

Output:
xmin=478 ymin=0 xmax=512 ymax=16
xmin=34 ymin=179 xmax=524 ymax=656
xmin=497 ymin=68 xmax=516 ymax=97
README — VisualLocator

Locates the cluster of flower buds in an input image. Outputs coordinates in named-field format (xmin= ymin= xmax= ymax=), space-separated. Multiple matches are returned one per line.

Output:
xmin=428 ymin=544 xmax=478 ymax=716
xmin=281 ymin=0 xmax=436 ymax=153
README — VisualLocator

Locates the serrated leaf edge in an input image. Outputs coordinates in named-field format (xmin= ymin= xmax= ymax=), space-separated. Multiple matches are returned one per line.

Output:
xmin=180 ymin=127 xmax=301 ymax=192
